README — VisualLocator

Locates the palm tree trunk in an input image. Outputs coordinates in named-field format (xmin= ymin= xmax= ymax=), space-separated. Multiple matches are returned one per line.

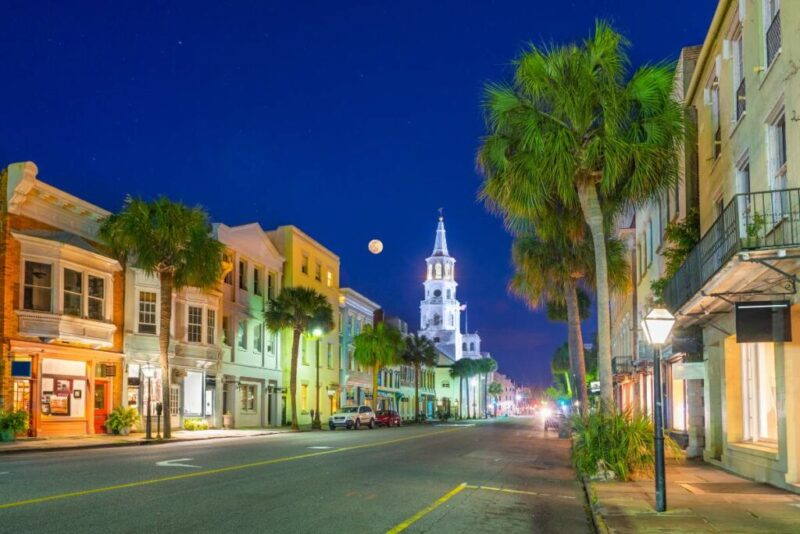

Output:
xmin=372 ymin=363 xmax=379 ymax=410
xmin=290 ymin=329 xmax=301 ymax=431
xmin=459 ymin=378 xmax=463 ymax=420
xmin=577 ymin=181 xmax=613 ymax=409
xmin=414 ymin=364 xmax=420 ymax=423
xmin=466 ymin=377 xmax=471 ymax=419
xmin=159 ymin=271 xmax=174 ymax=439
xmin=483 ymin=373 xmax=489 ymax=418
xmin=564 ymin=279 xmax=588 ymax=411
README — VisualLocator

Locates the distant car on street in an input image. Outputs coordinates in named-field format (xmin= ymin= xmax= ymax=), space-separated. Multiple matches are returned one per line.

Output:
xmin=542 ymin=406 xmax=561 ymax=431
xmin=329 ymin=405 xmax=375 ymax=430
xmin=375 ymin=410 xmax=402 ymax=427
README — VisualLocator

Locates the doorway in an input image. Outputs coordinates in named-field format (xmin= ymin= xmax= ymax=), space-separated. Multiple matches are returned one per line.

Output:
xmin=94 ymin=380 xmax=110 ymax=434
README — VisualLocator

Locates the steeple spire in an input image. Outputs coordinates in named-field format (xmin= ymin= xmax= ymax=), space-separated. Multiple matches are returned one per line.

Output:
xmin=432 ymin=211 xmax=449 ymax=257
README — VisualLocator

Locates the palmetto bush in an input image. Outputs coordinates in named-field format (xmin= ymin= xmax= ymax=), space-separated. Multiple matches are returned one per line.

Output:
xmin=571 ymin=408 xmax=682 ymax=481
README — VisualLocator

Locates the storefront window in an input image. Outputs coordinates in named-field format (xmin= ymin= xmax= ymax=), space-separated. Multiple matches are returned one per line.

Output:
xmin=40 ymin=358 xmax=86 ymax=417
xmin=183 ymin=371 xmax=204 ymax=416
xmin=741 ymin=343 xmax=778 ymax=443
xmin=670 ymin=377 xmax=686 ymax=431
xmin=13 ymin=380 xmax=31 ymax=412
xmin=241 ymin=384 xmax=256 ymax=412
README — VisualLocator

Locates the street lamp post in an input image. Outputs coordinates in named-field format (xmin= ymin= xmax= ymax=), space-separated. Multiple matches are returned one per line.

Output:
xmin=141 ymin=363 xmax=156 ymax=440
xmin=312 ymin=328 xmax=323 ymax=430
xmin=641 ymin=307 xmax=676 ymax=513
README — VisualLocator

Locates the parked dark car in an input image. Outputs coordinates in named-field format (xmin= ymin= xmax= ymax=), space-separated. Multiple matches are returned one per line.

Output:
xmin=375 ymin=410 xmax=402 ymax=427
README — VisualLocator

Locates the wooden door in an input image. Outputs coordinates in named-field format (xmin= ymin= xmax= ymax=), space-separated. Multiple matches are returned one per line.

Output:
xmin=94 ymin=380 xmax=109 ymax=434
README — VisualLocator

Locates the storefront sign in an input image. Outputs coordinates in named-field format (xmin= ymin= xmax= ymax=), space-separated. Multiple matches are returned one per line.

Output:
xmin=11 ymin=360 xmax=32 ymax=377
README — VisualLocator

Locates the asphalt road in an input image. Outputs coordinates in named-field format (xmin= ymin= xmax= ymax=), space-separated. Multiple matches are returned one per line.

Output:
xmin=0 ymin=417 xmax=592 ymax=533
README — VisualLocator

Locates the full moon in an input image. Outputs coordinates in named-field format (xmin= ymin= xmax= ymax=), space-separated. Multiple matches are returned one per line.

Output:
xmin=368 ymin=239 xmax=384 ymax=254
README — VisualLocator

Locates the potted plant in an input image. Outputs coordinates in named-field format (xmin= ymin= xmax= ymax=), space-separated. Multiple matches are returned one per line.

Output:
xmin=105 ymin=406 xmax=139 ymax=435
xmin=223 ymin=411 xmax=233 ymax=429
xmin=0 ymin=409 xmax=29 ymax=442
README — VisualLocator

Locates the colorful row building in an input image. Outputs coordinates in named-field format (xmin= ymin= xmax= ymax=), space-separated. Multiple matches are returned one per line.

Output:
xmin=611 ymin=0 xmax=800 ymax=492
xmin=0 ymin=161 xmax=517 ymax=437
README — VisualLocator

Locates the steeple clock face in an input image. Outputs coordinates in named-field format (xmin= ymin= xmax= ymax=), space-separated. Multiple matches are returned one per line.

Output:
xmin=433 ymin=289 xmax=442 ymax=297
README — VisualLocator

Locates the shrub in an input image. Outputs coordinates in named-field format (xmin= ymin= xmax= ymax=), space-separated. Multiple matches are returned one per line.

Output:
xmin=105 ymin=406 xmax=139 ymax=434
xmin=0 ymin=410 xmax=29 ymax=434
xmin=571 ymin=408 xmax=683 ymax=481
xmin=183 ymin=418 xmax=209 ymax=431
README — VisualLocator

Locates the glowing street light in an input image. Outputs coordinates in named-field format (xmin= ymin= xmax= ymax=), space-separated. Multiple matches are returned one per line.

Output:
xmin=641 ymin=307 xmax=676 ymax=513
xmin=141 ymin=363 xmax=156 ymax=440
xmin=311 ymin=327 xmax=324 ymax=430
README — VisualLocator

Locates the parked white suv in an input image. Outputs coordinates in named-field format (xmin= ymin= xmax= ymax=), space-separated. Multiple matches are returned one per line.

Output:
xmin=329 ymin=405 xmax=375 ymax=430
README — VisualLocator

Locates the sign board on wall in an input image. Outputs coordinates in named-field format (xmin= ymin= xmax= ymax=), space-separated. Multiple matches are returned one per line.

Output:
xmin=672 ymin=362 xmax=705 ymax=380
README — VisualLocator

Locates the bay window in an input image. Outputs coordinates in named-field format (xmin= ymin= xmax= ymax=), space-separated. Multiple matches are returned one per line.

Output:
xmin=88 ymin=275 xmax=105 ymax=320
xmin=63 ymin=269 xmax=83 ymax=316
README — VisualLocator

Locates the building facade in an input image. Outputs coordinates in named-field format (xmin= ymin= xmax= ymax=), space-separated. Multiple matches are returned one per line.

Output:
xmin=1 ymin=162 xmax=125 ymax=437
xmin=268 ymin=225 xmax=341 ymax=427
xmin=214 ymin=223 xmax=284 ymax=428
xmin=338 ymin=288 xmax=379 ymax=408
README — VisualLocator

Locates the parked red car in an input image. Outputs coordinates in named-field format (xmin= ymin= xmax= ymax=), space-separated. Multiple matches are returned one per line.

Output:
xmin=375 ymin=410 xmax=402 ymax=427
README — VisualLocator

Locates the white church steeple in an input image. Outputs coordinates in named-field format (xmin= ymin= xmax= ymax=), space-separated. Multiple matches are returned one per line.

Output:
xmin=420 ymin=214 xmax=463 ymax=359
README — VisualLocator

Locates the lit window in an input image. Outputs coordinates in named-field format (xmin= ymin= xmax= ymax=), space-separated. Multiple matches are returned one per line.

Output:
xmin=138 ymin=291 xmax=157 ymax=334
xmin=207 ymin=309 xmax=216 ymax=344
xmin=434 ymin=263 xmax=442 ymax=279
xmin=238 ymin=320 xmax=247 ymax=349
xmin=188 ymin=306 xmax=203 ymax=343
xmin=301 ymin=384 xmax=308 ymax=411
xmin=24 ymin=261 xmax=52 ymax=312
xmin=326 ymin=270 xmax=332 ymax=288
xmin=741 ymin=342 xmax=777 ymax=443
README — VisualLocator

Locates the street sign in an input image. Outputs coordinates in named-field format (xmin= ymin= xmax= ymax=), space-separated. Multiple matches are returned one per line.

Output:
xmin=589 ymin=381 xmax=600 ymax=393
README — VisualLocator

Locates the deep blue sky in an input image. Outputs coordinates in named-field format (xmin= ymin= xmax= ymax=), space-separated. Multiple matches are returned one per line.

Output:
xmin=1 ymin=1 xmax=716 ymax=386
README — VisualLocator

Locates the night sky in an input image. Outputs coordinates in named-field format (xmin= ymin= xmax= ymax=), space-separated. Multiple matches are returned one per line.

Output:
xmin=1 ymin=1 xmax=716 ymax=386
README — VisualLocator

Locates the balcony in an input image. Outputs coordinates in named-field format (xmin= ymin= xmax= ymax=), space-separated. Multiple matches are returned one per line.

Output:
xmin=16 ymin=310 xmax=117 ymax=348
xmin=664 ymin=188 xmax=800 ymax=313
xmin=766 ymin=11 xmax=781 ymax=66
xmin=612 ymin=356 xmax=634 ymax=376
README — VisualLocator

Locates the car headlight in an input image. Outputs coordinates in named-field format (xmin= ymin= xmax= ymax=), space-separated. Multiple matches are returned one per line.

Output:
xmin=541 ymin=407 xmax=553 ymax=418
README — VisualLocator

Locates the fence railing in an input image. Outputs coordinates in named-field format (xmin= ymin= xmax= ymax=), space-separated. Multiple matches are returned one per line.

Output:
xmin=664 ymin=188 xmax=800 ymax=311
xmin=767 ymin=11 xmax=781 ymax=66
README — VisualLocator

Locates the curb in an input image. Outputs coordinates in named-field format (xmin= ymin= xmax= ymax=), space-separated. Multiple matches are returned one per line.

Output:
xmin=580 ymin=476 xmax=610 ymax=534
xmin=0 ymin=430 xmax=288 ymax=456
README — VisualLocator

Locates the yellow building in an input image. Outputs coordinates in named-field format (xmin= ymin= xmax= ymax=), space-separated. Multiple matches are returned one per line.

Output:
xmin=267 ymin=226 xmax=340 ymax=427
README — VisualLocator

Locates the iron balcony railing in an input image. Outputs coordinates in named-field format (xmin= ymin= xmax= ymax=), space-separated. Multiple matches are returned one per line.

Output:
xmin=612 ymin=356 xmax=634 ymax=376
xmin=736 ymin=77 xmax=746 ymax=120
xmin=766 ymin=11 xmax=781 ymax=66
xmin=664 ymin=188 xmax=800 ymax=312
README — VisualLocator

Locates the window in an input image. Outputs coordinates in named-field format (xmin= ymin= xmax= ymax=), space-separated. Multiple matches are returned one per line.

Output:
xmin=267 ymin=272 xmax=275 ymax=300
xmin=446 ymin=289 xmax=451 ymax=299
xmin=239 ymin=260 xmax=248 ymax=290
xmin=222 ymin=315 xmax=230 ymax=345
xmin=207 ymin=309 xmax=216 ymax=344
xmin=241 ymin=384 xmax=256 ymax=412
xmin=732 ymin=28 xmax=746 ymax=121
xmin=301 ymin=255 xmax=309 ymax=275
xmin=444 ymin=263 xmax=452 ymax=279
xmin=88 ymin=275 xmax=104 ymax=320
xmin=301 ymin=384 xmax=308 ymax=411
xmin=24 ymin=261 xmax=52 ymax=312
xmin=138 ymin=291 xmax=157 ymax=334
xmin=63 ymin=268 xmax=83 ymax=316
xmin=434 ymin=263 xmax=442 ymax=279
xmin=223 ymin=253 xmax=233 ymax=285
xmin=765 ymin=0 xmax=781 ymax=66
xmin=188 ymin=306 xmax=203 ymax=343
xmin=315 ymin=262 xmax=322 ymax=282
xmin=266 ymin=331 xmax=276 ymax=354
xmin=170 ymin=385 xmax=180 ymax=416
xmin=327 ymin=342 xmax=333 ymax=369
xmin=769 ymin=110 xmax=787 ymax=190
xmin=253 ymin=267 xmax=262 ymax=296
xmin=709 ymin=76 xmax=721 ymax=159
xmin=253 ymin=323 xmax=263 ymax=353
xmin=326 ymin=270 xmax=332 ymax=288
xmin=449 ymin=313 xmax=454 ymax=327
xmin=433 ymin=314 xmax=441 ymax=326
xmin=741 ymin=343 xmax=777 ymax=443
xmin=301 ymin=339 xmax=308 ymax=365
xmin=237 ymin=320 xmax=247 ymax=349
xmin=670 ymin=375 xmax=687 ymax=431
xmin=647 ymin=220 xmax=654 ymax=265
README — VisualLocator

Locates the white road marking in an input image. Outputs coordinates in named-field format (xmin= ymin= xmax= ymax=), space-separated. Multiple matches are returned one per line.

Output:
xmin=156 ymin=458 xmax=200 ymax=468
xmin=307 ymin=446 xmax=333 ymax=450
xmin=0 ymin=472 xmax=9 ymax=475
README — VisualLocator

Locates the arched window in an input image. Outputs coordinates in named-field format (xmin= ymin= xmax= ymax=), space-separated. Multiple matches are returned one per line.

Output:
xmin=446 ymin=289 xmax=451 ymax=299
xmin=470 ymin=342 xmax=475 ymax=351
xmin=444 ymin=263 xmax=452 ymax=279
xmin=449 ymin=314 xmax=454 ymax=326
xmin=433 ymin=337 xmax=440 ymax=343
xmin=434 ymin=263 xmax=442 ymax=279
xmin=433 ymin=314 xmax=441 ymax=326
xmin=462 ymin=342 xmax=467 ymax=350
xmin=427 ymin=264 xmax=432 ymax=280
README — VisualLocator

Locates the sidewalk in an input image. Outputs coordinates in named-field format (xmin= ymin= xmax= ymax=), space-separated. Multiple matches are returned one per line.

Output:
xmin=0 ymin=428 xmax=290 ymax=454
xmin=587 ymin=459 xmax=800 ymax=533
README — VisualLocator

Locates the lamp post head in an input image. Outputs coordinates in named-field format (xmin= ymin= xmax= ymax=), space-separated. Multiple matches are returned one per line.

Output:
xmin=141 ymin=363 xmax=156 ymax=379
xmin=642 ymin=308 xmax=676 ymax=346
xmin=312 ymin=327 xmax=324 ymax=338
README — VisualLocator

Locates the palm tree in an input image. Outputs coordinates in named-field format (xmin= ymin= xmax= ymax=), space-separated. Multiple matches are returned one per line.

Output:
xmin=449 ymin=360 xmax=463 ymax=419
xmin=264 ymin=286 xmax=334 ymax=430
xmin=479 ymin=21 xmax=687 ymax=406
xmin=353 ymin=322 xmax=404 ymax=411
xmin=401 ymin=334 xmax=438 ymax=422
xmin=488 ymin=381 xmax=503 ymax=417
xmin=476 ymin=357 xmax=498 ymax=418
xmin=100 ymin=196 xmax=224 ymax=438
xmin=462 ymin=359 xmax=480 ymax=419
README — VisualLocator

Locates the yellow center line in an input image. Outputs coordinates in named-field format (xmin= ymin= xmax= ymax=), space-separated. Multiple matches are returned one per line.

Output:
xmin=386 ymin=483 xmax=468 ymax=534
xmin=0 ymin=427 xmax=466 ymax=510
